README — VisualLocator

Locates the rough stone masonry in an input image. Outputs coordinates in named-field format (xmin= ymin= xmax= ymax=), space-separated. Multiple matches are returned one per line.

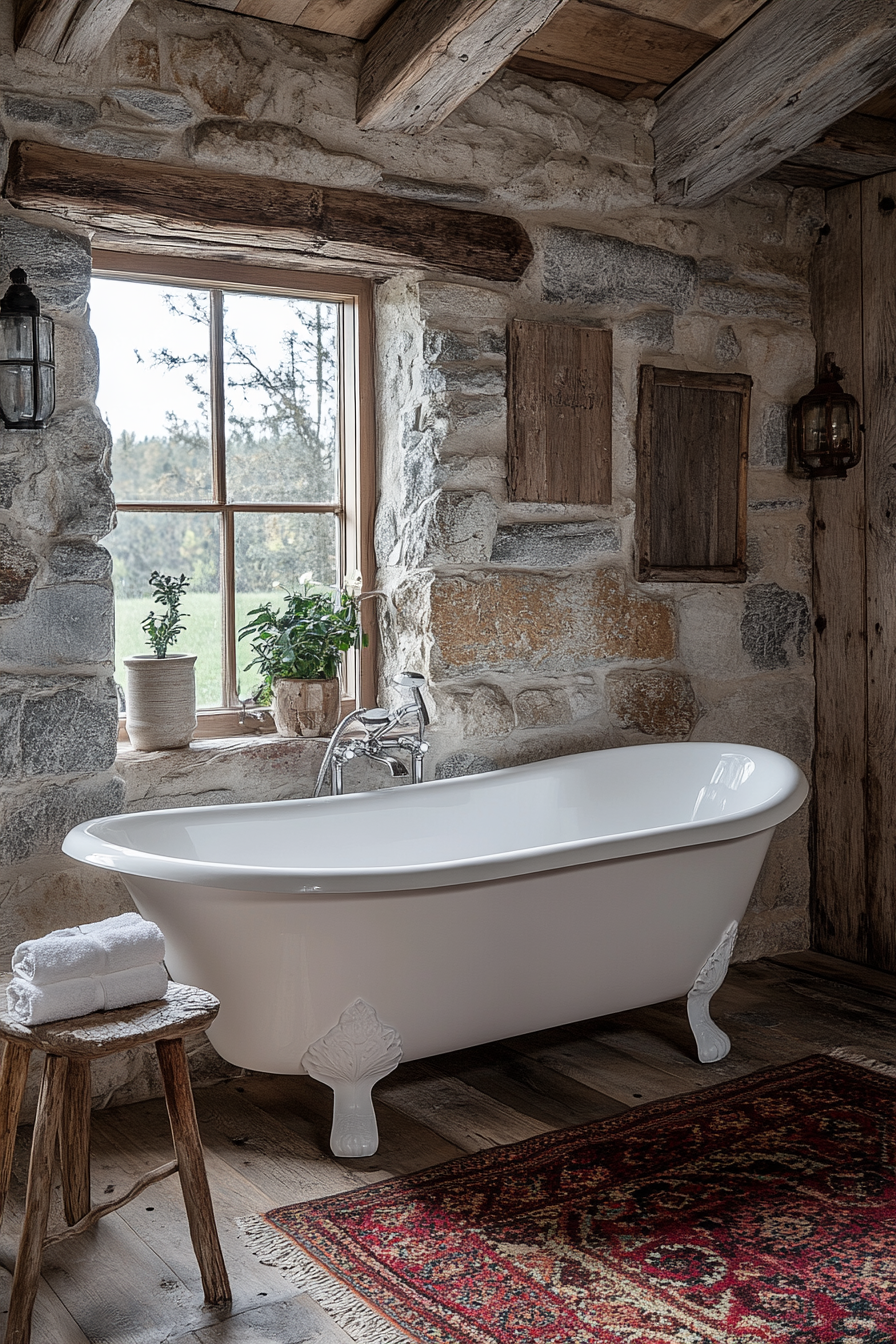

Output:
xmin=0 ymin=0 xmax=821 ymax=1104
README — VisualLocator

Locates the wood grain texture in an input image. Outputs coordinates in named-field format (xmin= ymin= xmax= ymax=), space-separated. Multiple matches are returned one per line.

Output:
xmin=779 ymin=114 xmax=896 ymax=186
xmin=156 ymin=1038 xmax=231 ymax=1307
xmin=58 ymin=1057 xmax=91 ymax=1227
xmin=504 ymin=54 xmax=662 ymax=101
xmin=861 ymin=172 xmax=896 ymax=976
xmin=653 ymin=0 xmax=896 ymax=205
xmin=517 ymin=1 xmax=714 ymax=85
xmin=236 ymin=0 xmax=394 ymax=38
xmin=636 ymin=366 xmax=750 ymax=582
xmin=5 ymin=1053 xmax=68 ymax=1344
xmin=809 ymin=182 xmax=868 ymax=968
xmin=3 ymin=141 xmax=533 ymax=283
xmin=0 ymin=1044 xmax=30 ymax=1228
xmin=508 ymin=319 xmax=612 ymax=505
xmin=357 ymin=0 xmax=568 ymax=133
xmin=0 ymin=976 xmax=218 ymax=1058
xmin=16 ymin=0 xmax=133 ymax=62
xmin=577 ymin=0 xmax=767 ymax=39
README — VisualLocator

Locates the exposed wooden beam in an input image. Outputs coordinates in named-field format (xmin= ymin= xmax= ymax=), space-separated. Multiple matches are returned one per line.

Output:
xmin=770 ymin=113 xmax=896 ymax=190
xmin=16 ymin=0 xmax=134 ymax=62
xmin=653 ymin=0 xmax=896 ymax=206
xmin=2 ymin=140 xmax=534 ymax=283
xmin=357 ymin=0 xmax=568 ymax=134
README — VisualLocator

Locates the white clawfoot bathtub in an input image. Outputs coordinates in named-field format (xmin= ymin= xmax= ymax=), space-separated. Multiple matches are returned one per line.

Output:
xmin=64 ymin=742 xmax=807 ymax=1156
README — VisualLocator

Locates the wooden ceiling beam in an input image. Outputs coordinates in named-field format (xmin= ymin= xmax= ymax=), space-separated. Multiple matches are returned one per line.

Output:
xmin=653 ymin=0 xmax=896 ymax=206
xmin=2 ymin=140 xmax=534 ymax=283
xmin=357 ymin=0 xmax=569 ymax=134
xmin=16 ymin=0 xmax=134 ymax=63
xmin=767 ymin=113 xmax=896 ymax=190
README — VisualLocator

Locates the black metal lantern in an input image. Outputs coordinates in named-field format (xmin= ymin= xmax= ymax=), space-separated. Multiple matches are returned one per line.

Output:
xmin=790 ymin=352 xmax=862 ymax=479
xmin=0 ymin=268 xmax=55 ymax=430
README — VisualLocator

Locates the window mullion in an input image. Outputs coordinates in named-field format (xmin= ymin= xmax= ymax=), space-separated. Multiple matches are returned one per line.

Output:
xmin=210 ymin=289 xmax=236 ymax=706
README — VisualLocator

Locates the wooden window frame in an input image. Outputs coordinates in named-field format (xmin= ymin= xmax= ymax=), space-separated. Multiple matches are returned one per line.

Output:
xmin=92 ymin=251 xmax=377 ymax=739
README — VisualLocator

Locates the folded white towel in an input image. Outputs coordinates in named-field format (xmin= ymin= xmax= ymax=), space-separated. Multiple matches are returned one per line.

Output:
xmin=5 ymin=963 xmax=169 ymax=1026
xmin=11 ymin=913 xmax=165 ymax=986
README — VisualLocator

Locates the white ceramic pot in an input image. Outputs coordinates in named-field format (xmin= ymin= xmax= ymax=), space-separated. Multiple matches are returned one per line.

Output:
xmin=273 ymin=677 xmax=340 ymax=738
xmin=124 ymin=654 xmax=197 ymax=751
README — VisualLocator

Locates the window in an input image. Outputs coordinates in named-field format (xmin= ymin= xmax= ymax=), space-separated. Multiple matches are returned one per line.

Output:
xmin=90 ymin=253 xmax=375 ymax=734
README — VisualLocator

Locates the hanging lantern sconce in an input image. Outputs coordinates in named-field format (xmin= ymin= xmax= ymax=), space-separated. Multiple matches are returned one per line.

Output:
xmin=790 ymin=352 xmax=862 ymax=479
xmin=0 ymin=268 xmax=55 ymax=430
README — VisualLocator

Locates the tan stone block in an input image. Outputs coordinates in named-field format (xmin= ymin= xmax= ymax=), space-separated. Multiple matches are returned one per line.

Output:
xmin=430 ymin=570 xmax=675 ymax=675
xmin=605 ymin=669 xmax=699 ymax=740
xmin=514 ymin=688 xmax=572 ymax=728
xmin=433 ymin=683 xmax=514 ymax=738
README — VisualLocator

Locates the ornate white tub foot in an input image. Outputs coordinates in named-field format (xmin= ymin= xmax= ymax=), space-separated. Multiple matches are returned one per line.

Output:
xmin=687 ymin=920 xmax=738 ymax=1064
xmin=301 ymin=1000 xmax=402 ymax=1157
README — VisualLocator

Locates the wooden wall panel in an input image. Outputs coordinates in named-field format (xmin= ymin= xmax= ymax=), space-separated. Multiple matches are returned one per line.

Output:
xmin=810 ymin=182 xmax=868 ymax=963
xmin=636 ymin=366 xmax=750 ymax=582
xmin=861 ymin=172 xmax=896 ymax=974
xmin=507 ymin=320 xmax=612 ymax=505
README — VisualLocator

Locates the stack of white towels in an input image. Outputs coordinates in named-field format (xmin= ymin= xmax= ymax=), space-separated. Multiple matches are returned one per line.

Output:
xmin=6 ymin=913 xmax=168 ymax=1026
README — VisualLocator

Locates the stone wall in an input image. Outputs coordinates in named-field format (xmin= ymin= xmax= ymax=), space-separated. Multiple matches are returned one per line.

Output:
xmin=0 ymin=0 xmax=821 ymax=1108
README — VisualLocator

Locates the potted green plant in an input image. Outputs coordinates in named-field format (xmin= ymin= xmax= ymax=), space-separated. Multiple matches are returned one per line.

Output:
xmin=123 ymin=572 xmax=197 ymax=751
xmin=239 ymin=571 xmax=367 ymax=738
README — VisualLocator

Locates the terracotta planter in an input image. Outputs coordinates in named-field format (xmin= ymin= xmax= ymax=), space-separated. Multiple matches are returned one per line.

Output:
xmin=273 ymin=677 xmax=341 ymax=738
xmin=124 ymin=654 xmax=197 ymax=751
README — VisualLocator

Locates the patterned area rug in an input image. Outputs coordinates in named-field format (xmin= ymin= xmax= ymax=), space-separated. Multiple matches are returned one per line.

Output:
xmin=243 ymin=1055 xmax=896 ymax=1343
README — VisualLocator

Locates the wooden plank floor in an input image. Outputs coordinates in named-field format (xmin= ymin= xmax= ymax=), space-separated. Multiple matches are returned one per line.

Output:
xmin=1 ymin=950 xmax=893 ymax=1343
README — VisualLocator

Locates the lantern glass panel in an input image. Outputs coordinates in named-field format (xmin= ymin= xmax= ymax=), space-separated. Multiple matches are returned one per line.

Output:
xmin=37 ymin=315 xmax=53 ymax=364
xmin=803 ymin=400 xmax=827 ymax=454
xmin=0 ymin=313 xmax=34 ymax=362
xmin=36 ymin=364 xmax=55 ymax=422
xmin=830 ymin=399 xmax=853 ymax=453
xmin=0 ymin=365 xmax=33 ymax=422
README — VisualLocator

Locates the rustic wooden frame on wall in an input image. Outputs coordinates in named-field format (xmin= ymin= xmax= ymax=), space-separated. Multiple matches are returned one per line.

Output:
xmin=636 ymin=365 xmax=751 ymax=583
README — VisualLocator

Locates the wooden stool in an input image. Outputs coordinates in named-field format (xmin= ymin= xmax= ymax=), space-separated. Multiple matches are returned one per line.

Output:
xmin=0 ymin=977 xmax=231 ymax=1344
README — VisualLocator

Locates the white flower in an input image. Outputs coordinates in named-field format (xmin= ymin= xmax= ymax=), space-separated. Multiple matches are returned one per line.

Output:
xmin=343 ymin=567 xmax=363 ymax=598
xmin=298 ymin=571 xmax=313 ymax=585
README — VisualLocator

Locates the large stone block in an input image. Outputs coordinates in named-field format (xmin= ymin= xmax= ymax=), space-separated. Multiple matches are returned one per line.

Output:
xmin=433 ymin=683 xmax=514 ymax=737
xmin=0 ymin=775 xmax=125 ymax=867
xmin=514 ymin=687 xmax=572 ymax=728
xmin=2 ymin=95 xmax=98 ymax=129
xmin=543 ymin=229 xmax=697 ymax=314
xmin=0 ymin=526 xmax=39 ymax=607
xmin=187 ymin=120 xmax=380 ymax=187
xmin=110 ymin=88 xmax=195 ymax=125
xmin=605 ymin=669 xmax=700 ymax=739
xmin=55 ymin=323 xmax=99 ymax=406
xmin=752 ymin=402 xmax=789 ymax=469
xmin=430 ymin=570 xmax=675 ymax=675
xmin=20 ymin=681 xmax=119 ymax=778
xmin=18 ymin=408 xmax=115 ymax=540
xmin=0 ymin=583 xmax=113 ymax=669
xmin=0 ymin=217 xmax=91 ymax=314
xmin=434 ymin=752 xmax=498 ymax=779
xmin=170 ymin=31 xmax=267 ymax=118
xmin=49 ymin=543 xmax=113 ymax=581
xmin=490 ymin=522 xmax=620 ymax=567
xmin=425 ymin=492 xmax=498 ymax=565
xmin=741 ymin=584 xmax=810 ymax=671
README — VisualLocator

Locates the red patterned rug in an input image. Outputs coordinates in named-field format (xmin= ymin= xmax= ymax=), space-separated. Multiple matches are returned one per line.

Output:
xmin=244 ymin=1055 xmax=896 ymax=1343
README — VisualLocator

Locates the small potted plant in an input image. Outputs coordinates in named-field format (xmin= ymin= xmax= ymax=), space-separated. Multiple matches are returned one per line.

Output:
xmin=239 ymin=571 xmax=367 ymax=738
xmin=123 ymin=572 xmax=197 ymax=751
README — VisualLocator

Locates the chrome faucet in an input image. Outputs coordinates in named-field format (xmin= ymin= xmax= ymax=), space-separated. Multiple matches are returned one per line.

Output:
xmin=312 ymin=672 xmax=430 ymax=798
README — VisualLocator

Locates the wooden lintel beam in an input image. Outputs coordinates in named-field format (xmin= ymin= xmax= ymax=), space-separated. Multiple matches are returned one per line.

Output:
xmin=357 ymin=0 xmax=568 ymax=134
xmin=653 ymin=0 xmax=896 ymax=206
xmin=16 ymin=0 xmax=134 ymax=63
xmin=2 ymin=141 xmax=534 ymax=283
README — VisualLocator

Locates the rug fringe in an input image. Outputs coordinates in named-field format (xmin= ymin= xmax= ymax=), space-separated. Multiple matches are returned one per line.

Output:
xmin=828 ymin=1047 xmax=896 ymax=1078
xmin=237 ymin=1214 xmax=411 ymax=1344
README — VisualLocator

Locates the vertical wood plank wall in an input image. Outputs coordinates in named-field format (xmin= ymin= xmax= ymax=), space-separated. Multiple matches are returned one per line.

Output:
xmin=811 ymin=183 xmax=868 ymax=963
xmin=812 ymin=176 xmax=896 ymax=973
xmin=861 ymin=174 xmax=896 ymax=973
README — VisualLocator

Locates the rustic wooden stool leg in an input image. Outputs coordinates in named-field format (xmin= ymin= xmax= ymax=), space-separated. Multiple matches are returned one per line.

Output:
xmin=4 ymin=1054 xmax=68 ymax=1344
xmin=0 ymin=1043 xmax=31 ymax=1227
xmin=58 ymin=1057 xmax=91 ymax=1226
xmin=156 ymin=1037 xmax=230 ymax=1306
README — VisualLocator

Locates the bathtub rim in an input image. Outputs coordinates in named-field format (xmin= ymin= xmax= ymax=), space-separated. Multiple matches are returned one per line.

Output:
xmin=62 ymin=741 xmax=808 ymax=895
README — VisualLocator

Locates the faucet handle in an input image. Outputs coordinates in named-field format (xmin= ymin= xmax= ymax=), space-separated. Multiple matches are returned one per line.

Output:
xmin=359 ymin=707 xmax=390 ymax=729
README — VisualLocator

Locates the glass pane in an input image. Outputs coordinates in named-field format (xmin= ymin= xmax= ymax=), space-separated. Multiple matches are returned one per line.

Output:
xmin=234 ymin=512 xmax=339 ymax=697
xmin=0 ymin=366 xmax=33 ymax=421
xmin=222 ymin=292 xmax=340 ymax=504
xmin=90 ymin=277 xmax=213 ymax=503
xmin=0 ymin=313 xmax=33 ymax=360
xmin=106 ymin=511 xmax=223 ymax=709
